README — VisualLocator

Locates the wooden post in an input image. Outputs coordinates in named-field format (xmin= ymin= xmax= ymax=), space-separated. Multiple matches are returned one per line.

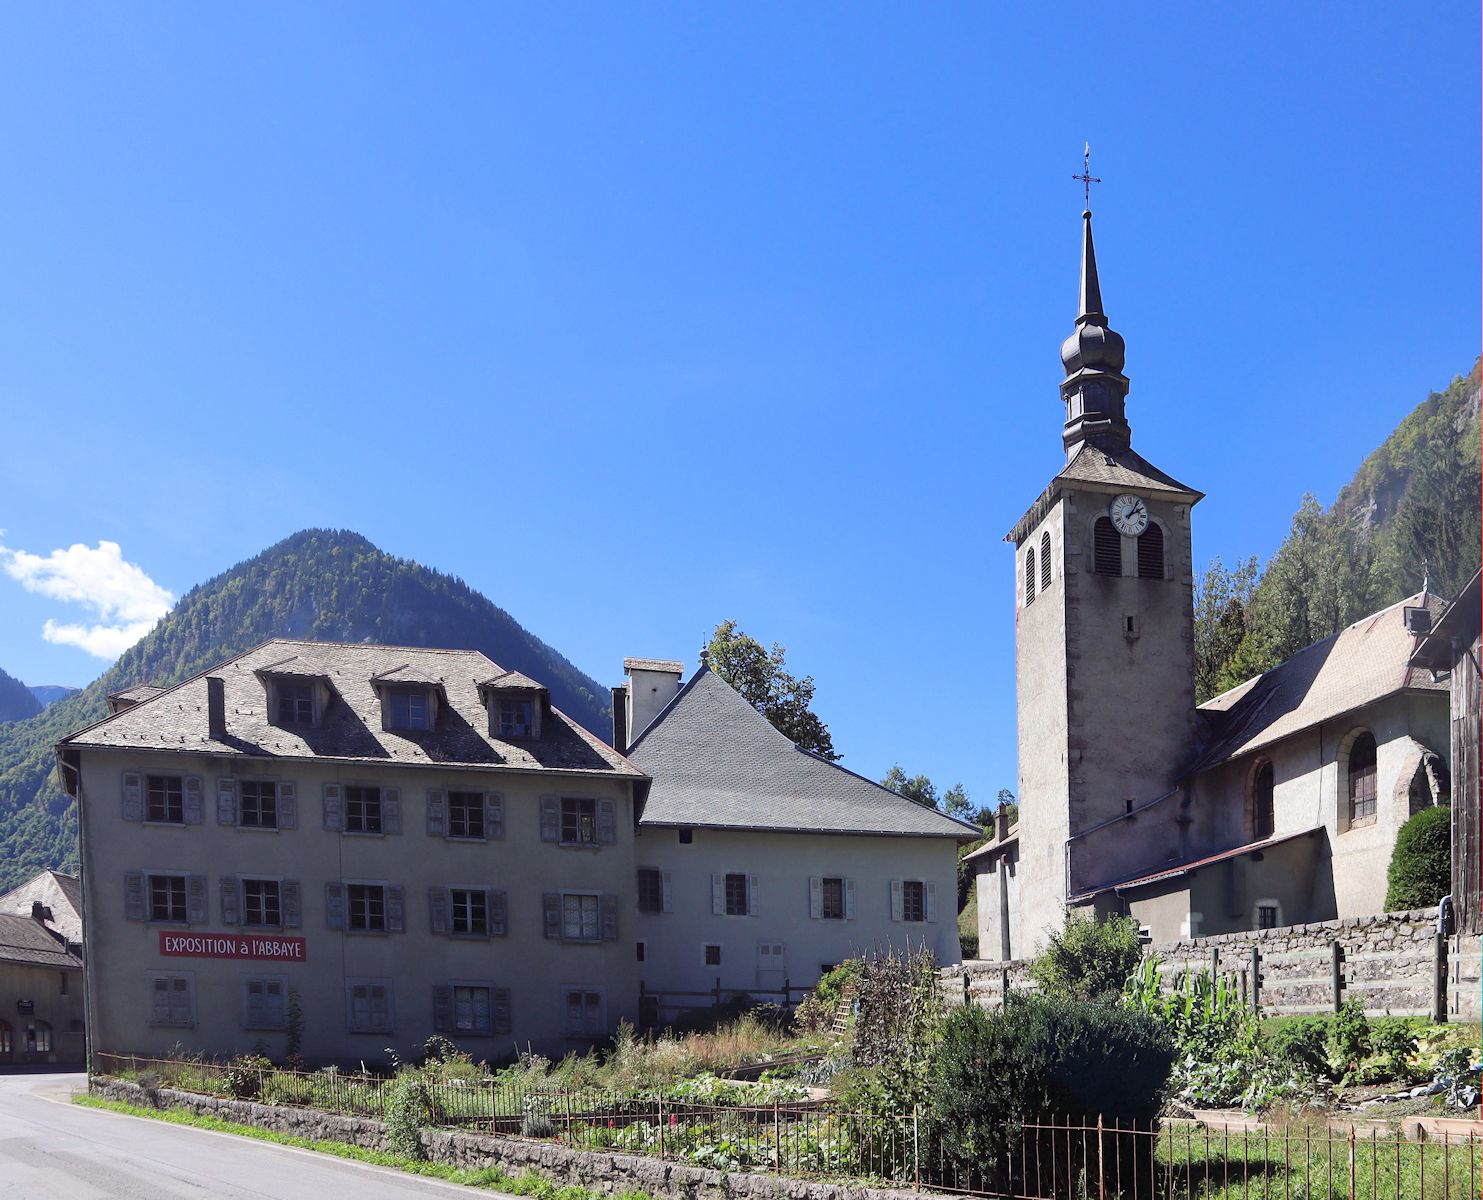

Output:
xmin=1331 ymin=941 xmax=1344 ymax=1012
xmin=1433 ymin=931 xmax=1450 ymax=1024
xmin=962 ymin=971 xmax=971 ymax=1006
xmin=1210 ymin=946 xmax=1219 ymax=982
xmin=773 ymin=1099 xmax=781 ymax=1172
xmin=657 ymin=1093 xmax=665 ymax=1161
xmin=1096 ymin=1113 xmax=1106 ymax=1200
xmin=783 ymin=977 xmax=791 ymax=1008
xmin=1250 ymin=945 xmax=1262 ymax=1011
xmin=912 ymin=1109 xmax=920 ymax=1190
xmin=713 ymin=977 xmax=721 ymax=1010
xmin=999 ymin=965 xmax=1010 ymax=1007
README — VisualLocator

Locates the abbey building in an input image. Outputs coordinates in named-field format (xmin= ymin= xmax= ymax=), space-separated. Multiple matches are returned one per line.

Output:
xmin=971 ymin=211 xmax=1458 ymax=956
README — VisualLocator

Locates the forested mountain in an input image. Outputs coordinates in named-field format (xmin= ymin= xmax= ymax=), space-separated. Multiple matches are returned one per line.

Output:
xmin=1195 ymin=361 xmax=1482 ymax=702
xmin=0 ymin=529 xmax=612 ymax=890
xmin=0 ymin=668 xmax=42 ymax=724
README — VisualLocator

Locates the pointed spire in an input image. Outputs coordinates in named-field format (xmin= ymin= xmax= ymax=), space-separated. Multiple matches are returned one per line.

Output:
xmin=1078 ymin=210 xmax=1104 ymax=321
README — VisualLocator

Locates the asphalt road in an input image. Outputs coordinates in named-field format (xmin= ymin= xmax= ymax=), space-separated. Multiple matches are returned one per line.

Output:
xmin=0 ymin=1071 xmax=509 ymax=1199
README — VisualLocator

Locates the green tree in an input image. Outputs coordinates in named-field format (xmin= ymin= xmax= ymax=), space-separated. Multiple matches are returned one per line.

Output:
xmin=706 ymin=620 xmax=838 ymax=760
xmin=882 ymin=764 xmax=938 ymax=808
xmin=1029 ymin=913 xmax=1143 ymax=1003
xmin=1385 ymin=805 xmax=1452 ymax=910
xmin=941 ymin=782 xmax=971 ymax=820
xmin=1193 ymin=555 xmax=1260 ymax=702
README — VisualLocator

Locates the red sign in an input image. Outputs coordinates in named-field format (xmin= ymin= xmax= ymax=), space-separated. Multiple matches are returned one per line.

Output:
xmin=158 ymin=931 xmax=306 ymax=962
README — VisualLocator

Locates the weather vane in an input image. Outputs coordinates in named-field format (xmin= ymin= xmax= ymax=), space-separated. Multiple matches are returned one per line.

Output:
xmin=1072 ymin=142 xmax=1101 ymax=211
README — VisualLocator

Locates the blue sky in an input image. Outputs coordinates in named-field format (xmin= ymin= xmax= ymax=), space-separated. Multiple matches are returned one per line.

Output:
xmin=0 ymin=5 xmax=1477 ymax=803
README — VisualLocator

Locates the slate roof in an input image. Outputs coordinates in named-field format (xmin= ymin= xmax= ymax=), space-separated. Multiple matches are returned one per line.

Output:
xmin=0 ymin=871 xmax=83 ymax=944
xmin=625 ymin=658 xmax=685 ymax=674
xmin=1006 ymin=443 xmax=1202 ymax=544
xmin=0 ymin=912 xmax=79 ymax=969
xmin=626 ymin=668 xmax=980 ymax=839
xmin=480 ymin=670 xmax=547 ymax=691
xmin=1411 ymin=568 xmax=1482 ymax=669
xmin=60 ymin=640 xmax=644 ymax=779
xmin=1068 ymin=826 xmax=1324 ymax=903
xmin=1190 ymin=594 xmax=1448 ymax=775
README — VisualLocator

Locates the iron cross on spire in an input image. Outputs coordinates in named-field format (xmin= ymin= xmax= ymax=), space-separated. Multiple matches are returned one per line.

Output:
xmin=1072 ymin=142 xmax=1101 ymax=210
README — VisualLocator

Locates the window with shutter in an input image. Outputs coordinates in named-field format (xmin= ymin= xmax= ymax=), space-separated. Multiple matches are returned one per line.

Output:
xmin=149 ymin=875 xmax=187 ymax=922
xmin=485 ymin=793 xmax=504 ymax=839
xmin=447 ymin=791 xmax=484 ymax=839
xmin=1039 ymin=531 xmax=1052 ymax=589
xmin=148 ymin=975 xmax=194 ymax=1027
xmin=1024 ymin=546 xmax=1036 ymax=606
xmin=1093 ymin=517 xmax=1122 ymax=576
xmin=453 ymin=985 xmax=492 ymax=1034
xmin=724 ymin=873 xmax=749 ymax=916
xmin=636 ymin=869 xmax=664 ymax=913
xmin=239 ymin=781 xmax=279 ymax=829
xmin=561 ymin=893 xmax=602 ymax=942
xmin=347 ymin=884 xmax=386 ymax=932
xmin=1348 ymin=732 xmax=1378 ymax=825
xmin=901 ymin=880 xmax=926 ymax=923
xmin=346 ymin=980 xmax=392 ymax=1032
xmin=489 ymin=891 xmax=509 ymax=936
xmin=242 ymin=978 xmax=287 ymax=1030
xmin=217 ymin=779 xmax=238 ymax=827
xmin=821 ymin=877 xmax=845 ymax=920
xmin=345 ymin=787 xmax=383 ymax=834
xmin=146 ymin=775 xmax=185 ymax=823
xmin=450 ymin=889 xmax=488 ymax=936
xmin=1137 ymin=523 xmax=1164 ymax=579
xmin=560 ymin=797 xmax=597 ymax=845
xmin=243 ymin=879 xmax=282 ymax=927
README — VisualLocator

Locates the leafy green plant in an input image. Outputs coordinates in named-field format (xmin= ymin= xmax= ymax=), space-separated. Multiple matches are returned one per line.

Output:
xmin=1031 ymin=913 xmax=1142 ymax=1002
xmin=385 ymin=1072 xmax=432 ymax=1159
xmin=1328 ymin=999 xmax=1372 ymax=1075
xmin=1267 ymin=1017 xmax=1332 ymax=1079
xmin=1385 ymin=805 xmax=1452 ymax=910
xmin=224 ymin=1053 xmax=272 ymax=1100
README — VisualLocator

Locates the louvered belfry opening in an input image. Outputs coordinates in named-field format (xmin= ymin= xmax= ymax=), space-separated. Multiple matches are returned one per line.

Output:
xmin=1253 ymin=760 xmax=1275 ymax=840
xmin=1137 ymin=522 xmax=1164 ymax=578
xmin=1093 ymin=517 xmax=1121 ymax=575
xmin=1039 ymin=531 xmax=1051 ymax=589
xmin=1024 ymin=546 xmax=1037 ymax=605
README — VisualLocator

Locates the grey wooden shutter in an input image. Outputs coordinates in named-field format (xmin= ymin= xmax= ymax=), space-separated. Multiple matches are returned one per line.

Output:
xmin=490 ymin=890 xmax=508 ymax=936
xmin=325 ymin=882 xmax=346 ymax=930
xmin=662 ymin=870 xmax=673 ymax=914
xmin=282 ymin=880 xmax=302 ymax=928
xmin=542 ymin=893 xmax=562 ymax=939
xmin=322 ymin=784 xmax=343 ymax=832
xmin=426 ymin=789 xmax=446 ymax=837
xmin=383 ymin=788 xmax=402 ymax=835
xmin=845 ymin=877 xmax=857 ymax=920
xmin=122 ymin=772 xmax=144 ymax=822
xmin=432 ymin=984 xmax=454 ymax=1033
xmin=386 ymin=885 xmax=405 ymax=932
xmin=539 ymin=796 xmax=559 ymax=842
xmin=809 ymin=877 xmax=822 ymax=919
xmin=183 ymin=776 xmax=204 ymax=825
xmin=749 ymin=874 xmax=760 ymax=917
xmin=597 ymin=798 xmax=617 ymax=845
xmin=216 ymin=779 xmax=238 ymax=826
xmin=186 ymin=875 xmax=209 ymax=924
xmin=485 ymin=793 xmax=504 ymax=839
xmin=925 ymin=881 xmax=938 ymax=923
xmin=428 ymin=886 xmax=451 ymax=935
xmin=278 ymin=782 xmax=297 ymax=830
xmin=889 ymin=879 xmax=904 ymax=922
xmin=220 ymin=876 xmax=242 ymax=925
xmin=492 ymin=987 xmax=512 ymax=1034
xmin=601 ymin=893 xmax=619 ymax=941
xmin=711 ymin=874 xmax=725 ymax=915
xmin=124 ymin=871 xmax=146 ymax=921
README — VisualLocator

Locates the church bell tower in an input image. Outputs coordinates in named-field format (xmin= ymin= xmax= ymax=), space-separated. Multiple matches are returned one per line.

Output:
xmin=1007 ymin=204 xmax=1203 ymax=951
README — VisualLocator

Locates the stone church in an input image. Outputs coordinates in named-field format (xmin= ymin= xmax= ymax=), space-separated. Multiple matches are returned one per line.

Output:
xmin=971 ymin=210 xmax=1455 ymax=956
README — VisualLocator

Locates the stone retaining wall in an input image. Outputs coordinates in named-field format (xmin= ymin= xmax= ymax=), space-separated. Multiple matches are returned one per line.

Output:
xmin=947 ymin=911 xmax=1480 ymax=1021
xmin=90 ymin=1077 xmax=932 ymax=1200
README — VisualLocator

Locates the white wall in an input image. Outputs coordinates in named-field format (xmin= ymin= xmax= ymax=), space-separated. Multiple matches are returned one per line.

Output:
xmin=637 ymin=826 xmax=962 ymax=1003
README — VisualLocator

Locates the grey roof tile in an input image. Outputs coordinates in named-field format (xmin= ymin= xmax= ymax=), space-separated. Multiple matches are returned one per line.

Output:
xmin=1191 ymin=593 xmax=1448 ymax=773
xmin=627 ymin=669 xmax=979 ymax=839
xmin=0 ymin=912 xmax=79 ymax=969
xmin=0 ymin=871 xmax=83 ymax=944
xmin=1006 ymin=444 xmax=1202 ymax=544
xmin=61 ymin=640 xmax=643 ymax=778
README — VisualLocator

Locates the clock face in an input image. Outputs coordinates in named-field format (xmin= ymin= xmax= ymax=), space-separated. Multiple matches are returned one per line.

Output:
xmin=1110 ymin=494 xmax=1149 ymax=536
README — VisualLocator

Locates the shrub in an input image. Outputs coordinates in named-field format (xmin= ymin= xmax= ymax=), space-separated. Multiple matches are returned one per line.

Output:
xmin=1030 ymin=913 xmax=1142 ymax=1002
xmin=1267 ymin=1017 xmax=1332 ymax=1079
xmin=1367 ymin=1018 xmax=1420 ymax=1083
xmin=385 ymin=1071 xmax=432 ymax=1159
xmin=224 ymin=1053 xmax=272 ymax=1100
xmin=959 ymin=931 xmax=979 ymax=960
xmin=930 ymin=996 xmax=1175 ymax=1190
xmin=1328 ymin=999 xmax=1372 ymax=1074
xmin=793 ymin=959 xmax=860 ymax=1032
xmin=1385 ymin=805 xmax=1452 ymax=910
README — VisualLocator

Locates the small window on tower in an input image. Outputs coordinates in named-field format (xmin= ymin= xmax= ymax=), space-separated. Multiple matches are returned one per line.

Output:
xmin=1137 ymin=523 xmax=1165 ymax=579
xmin=1093 ymin=518 xmax=1121 ymax=576
xmin=1024 ymin=546 xmax=1037 ymax=605
xmin=1039 ymin=532 xmax=1051 ymax=589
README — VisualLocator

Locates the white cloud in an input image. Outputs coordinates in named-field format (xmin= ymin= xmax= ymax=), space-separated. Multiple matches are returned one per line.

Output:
xmin=0 ymin=540 xmax=174 ymax=660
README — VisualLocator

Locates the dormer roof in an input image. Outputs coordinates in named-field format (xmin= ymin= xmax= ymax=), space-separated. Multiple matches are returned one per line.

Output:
xmin=478 ymin=669 xmax=548 ymax=693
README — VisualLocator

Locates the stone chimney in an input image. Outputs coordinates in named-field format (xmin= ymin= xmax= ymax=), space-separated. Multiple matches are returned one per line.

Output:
xmin=995 ymin=803 xmax=1012 ymax=842
xmin=30 ymin=901 xmax=52 ymax=924
xmin=622 ymin=658 xmax=685 ymax=746
xmin=206 ymin=676 xmax=227 ymax=740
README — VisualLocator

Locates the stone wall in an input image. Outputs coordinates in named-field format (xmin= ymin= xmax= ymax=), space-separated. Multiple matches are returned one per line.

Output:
xmin=91 ymin=1077 xmax=934 ymax=1200
xmin=947 ymin=911 xmax=1480 ymax=1021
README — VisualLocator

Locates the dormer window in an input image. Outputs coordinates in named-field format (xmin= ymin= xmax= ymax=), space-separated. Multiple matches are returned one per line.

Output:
xmin=497 ymin=698 xmax=534 ymax=739
xmin=256 ymin=657 xmax=334 ymax=729
xmin=388 ymin=689 xmax=431 ymax=731
xmin=277 ymin=683 xmax=315 ymax=725
xmin=477 ymin=670 xmax=549 ymax=741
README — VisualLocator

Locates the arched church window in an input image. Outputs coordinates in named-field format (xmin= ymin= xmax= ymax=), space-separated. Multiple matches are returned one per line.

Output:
xmin=1252 ymin=759 xmax=1274 ymax=840
xmin=1039 ymin=532 xmax=1051 ymax=589
xmin=1024 ymin=546 xmax=1036 ymax=605
xmin=1348 ymin=732 xmax=1377 ymax=825
xmin=1093 ymin=518 xmax=1121 ymax=575
xmin=1137 ymin=523 xmax=1165 ymax=579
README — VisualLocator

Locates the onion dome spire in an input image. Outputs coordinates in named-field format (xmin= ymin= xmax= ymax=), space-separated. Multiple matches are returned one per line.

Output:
xmin=1059 ymin=209 xmax=1132 ymax=458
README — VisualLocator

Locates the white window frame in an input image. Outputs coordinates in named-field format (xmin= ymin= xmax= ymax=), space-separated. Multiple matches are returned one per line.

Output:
xmin=561 ymin=891 xmax=602 ymax=943
xmin=446 ymin=790 xmax=486 ymax=840
xmin=388 ymin=689 xmax=431 ymax=731
xmin=145 ymin=774 xmax=186 ymax=824
xmin=148 ymin=872 xmax=189 ymax=923
xmin=560 ymin=796 xmax=598 ymax=846
xmin=450 ymin=981 xmax=494 ymax=1035
xmin=1253 ymin=899 xmax=1283 ymax=931
xmin=450 ymin=886 xmax=489 ymax=937
xmin=238 ymin=779 xmax=281 ymax=830
xmin=346 ymin=881 xmax=388 ymax=933
xmin=344 ymin=785 xmax=384 ymax=835
xmin=724 ymin=872 xmax=749 ymax=917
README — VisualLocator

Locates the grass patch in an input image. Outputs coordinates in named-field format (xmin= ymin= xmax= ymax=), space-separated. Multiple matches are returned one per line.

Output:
xmin=74 ymin=1093 xmax=652 ymax=1200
